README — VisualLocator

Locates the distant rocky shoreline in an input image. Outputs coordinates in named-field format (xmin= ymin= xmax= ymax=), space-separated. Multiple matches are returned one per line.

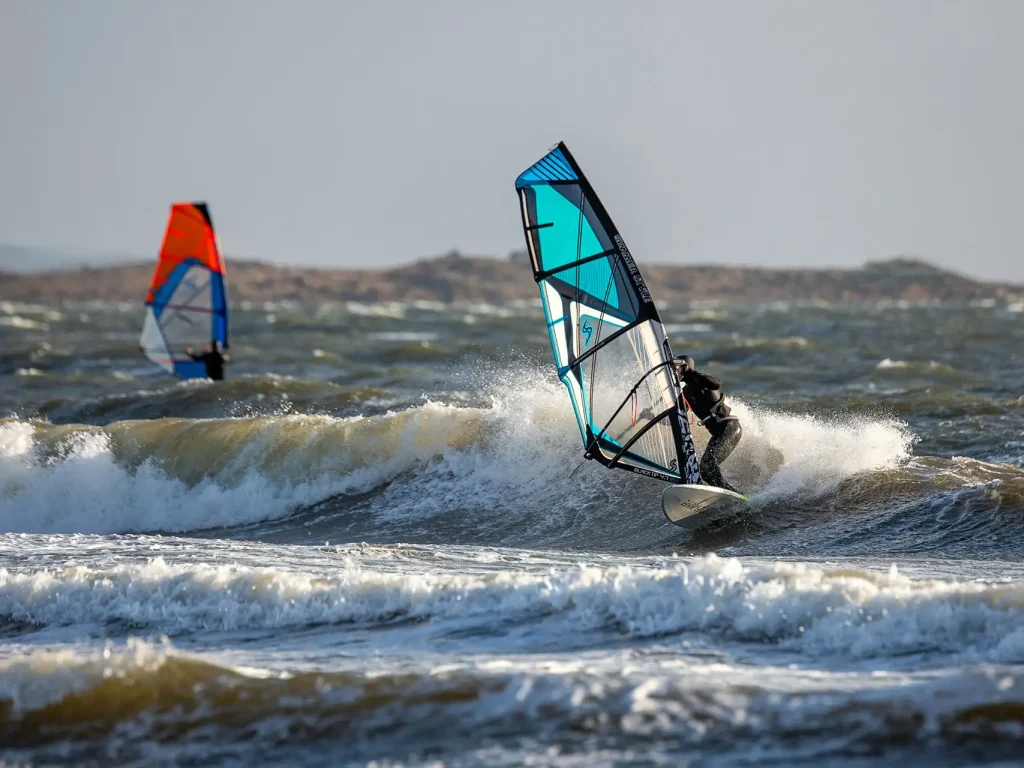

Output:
xmin=1 ymin=252 xmax=1019 ymax=304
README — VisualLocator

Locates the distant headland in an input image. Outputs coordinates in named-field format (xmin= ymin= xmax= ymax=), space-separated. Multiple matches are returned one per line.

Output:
xmin=0 ymin=248 xmax=1019 ymax=304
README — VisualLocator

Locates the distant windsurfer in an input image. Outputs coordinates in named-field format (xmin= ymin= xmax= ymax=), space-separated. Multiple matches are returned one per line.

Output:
xmin=674 ymin=356 xmax=741 ymax=493
xmin=186 ymin=341 xmax=228 ymax=381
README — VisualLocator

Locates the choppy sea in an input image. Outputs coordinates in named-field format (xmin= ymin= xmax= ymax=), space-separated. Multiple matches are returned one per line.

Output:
xmin=1 ymin=296 xmax=1024 ymax=766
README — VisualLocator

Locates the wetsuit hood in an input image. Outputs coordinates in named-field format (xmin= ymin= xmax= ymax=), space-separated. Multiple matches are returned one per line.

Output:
xmin=674 ymin=355 xmax=695 ymax=377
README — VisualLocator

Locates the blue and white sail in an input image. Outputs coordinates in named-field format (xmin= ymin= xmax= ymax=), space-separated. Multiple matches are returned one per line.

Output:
xmin=515 ymin=143 xmax=700 ymax=484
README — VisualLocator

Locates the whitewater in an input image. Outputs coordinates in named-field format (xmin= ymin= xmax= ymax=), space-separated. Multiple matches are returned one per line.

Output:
xmin=1 ymin=298 xmax=1024 ymax=765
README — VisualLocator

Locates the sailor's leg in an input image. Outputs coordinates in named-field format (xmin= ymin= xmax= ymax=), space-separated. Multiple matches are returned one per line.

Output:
xmin=700 ymin=420 xmax=742 ymax=492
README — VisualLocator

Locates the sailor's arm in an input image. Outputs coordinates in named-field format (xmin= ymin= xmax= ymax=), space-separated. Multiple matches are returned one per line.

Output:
xmin=688 ymin=370 xmax=721 ymax=390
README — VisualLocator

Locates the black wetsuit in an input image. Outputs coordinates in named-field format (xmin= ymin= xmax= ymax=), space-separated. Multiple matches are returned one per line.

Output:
xmin=680 ymin=368 xmax=741 ymax=493
xmin=189 ymin=350 xmax=226 ymax=380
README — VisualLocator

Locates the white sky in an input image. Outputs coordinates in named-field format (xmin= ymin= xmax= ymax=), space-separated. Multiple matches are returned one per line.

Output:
xmin=2 ymin=1 xmax=1022 ymax=280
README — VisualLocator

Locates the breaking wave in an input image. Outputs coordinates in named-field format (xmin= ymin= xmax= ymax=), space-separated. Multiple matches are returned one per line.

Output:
xmin=3 ymin=553 xmax=1023 ymax=664
xmin=4 ymin=556 xmax=1024 ymax=764
xmin=0 ymin=405 xmax=485 ymax=534
xmin=0 ymin=374 xmax=915 ymax=541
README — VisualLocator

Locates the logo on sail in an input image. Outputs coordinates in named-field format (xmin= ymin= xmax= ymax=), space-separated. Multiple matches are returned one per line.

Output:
xmin=614 ymin=235 xmax=652 ymax=303
xmin=581 ymin=318 xmax=594 ymax=347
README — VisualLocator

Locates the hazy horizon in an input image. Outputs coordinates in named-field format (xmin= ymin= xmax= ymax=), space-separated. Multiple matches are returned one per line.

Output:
xmin=3 ymin=2 xmax=1023 ymax=281
xmin=2 ymin=243 xmax=1012 ymax=290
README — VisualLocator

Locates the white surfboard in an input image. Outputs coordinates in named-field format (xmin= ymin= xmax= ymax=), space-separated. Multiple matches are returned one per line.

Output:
xmin=661 ymin=484 xmax=748 ymax=528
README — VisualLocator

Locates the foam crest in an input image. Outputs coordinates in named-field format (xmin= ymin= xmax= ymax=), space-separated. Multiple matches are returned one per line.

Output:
xmin=876 ymin=358 xmax=957 ymax=373
xmin=3 ymin=555 xmax=1024 ymax=663
xmin=720 ymin=400 xmax=915 ymax=499
xmin=358 ymin=376 xmax=917 ymax=537
xmin=0 ymin=637 xmax=172 ymax=713
xmin=461 ymin=369 xmax=915 ymax=507
xmin=0 ymin=406 xmax=484 ymax=534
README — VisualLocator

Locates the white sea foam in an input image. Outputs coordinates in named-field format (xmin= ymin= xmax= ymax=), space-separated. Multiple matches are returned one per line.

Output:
xmin=663 ymin=323 xmax=714 ymax=334
xmin=1 ymin=554 xmax=1023 ymax=663
xmin=0 ymin=316 xmax=48 ymax=331
xmin=0 ymin=302 xmax=62 ymax=321
xmin=462 ymin=302 xmax=516 ymax=318
xmin=0 ymin=406 xmax=483 ymax=535
xmin=360 ymin=374 xmax=913 ymax=534
xmin=0 ymin=637 xmax=172 ymax=713
xmin=0 ymin=364 xmax=913 ymax=535
xmin=343 ymin=301 xmax=406 ymax=318
xmin=876 ymin=358 xmax=955 ymax=372
xmin=721 ymin=400 xmax=914 ymax=499
xmin=368 ymin=331 xmax=439 ymax=343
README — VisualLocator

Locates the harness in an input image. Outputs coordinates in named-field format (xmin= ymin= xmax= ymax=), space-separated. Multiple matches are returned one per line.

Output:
xmin=695 ymin=395 xmax=739 ymax=427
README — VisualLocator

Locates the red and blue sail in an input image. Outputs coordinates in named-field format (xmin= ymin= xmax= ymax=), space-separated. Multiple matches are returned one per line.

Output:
xmin=139 ymin=202 xmax=228 ymax=379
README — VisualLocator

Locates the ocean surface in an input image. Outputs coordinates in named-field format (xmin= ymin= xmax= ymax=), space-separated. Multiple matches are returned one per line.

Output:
xmin=1 ymin=296 xmax=1024 ymax=766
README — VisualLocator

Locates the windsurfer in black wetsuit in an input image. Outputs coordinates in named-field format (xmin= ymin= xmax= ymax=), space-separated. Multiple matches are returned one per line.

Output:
xmin=674 ymin=355 xmax=741 ymax=493
xmin=186 ymin=341 xmax=228 ymax=381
